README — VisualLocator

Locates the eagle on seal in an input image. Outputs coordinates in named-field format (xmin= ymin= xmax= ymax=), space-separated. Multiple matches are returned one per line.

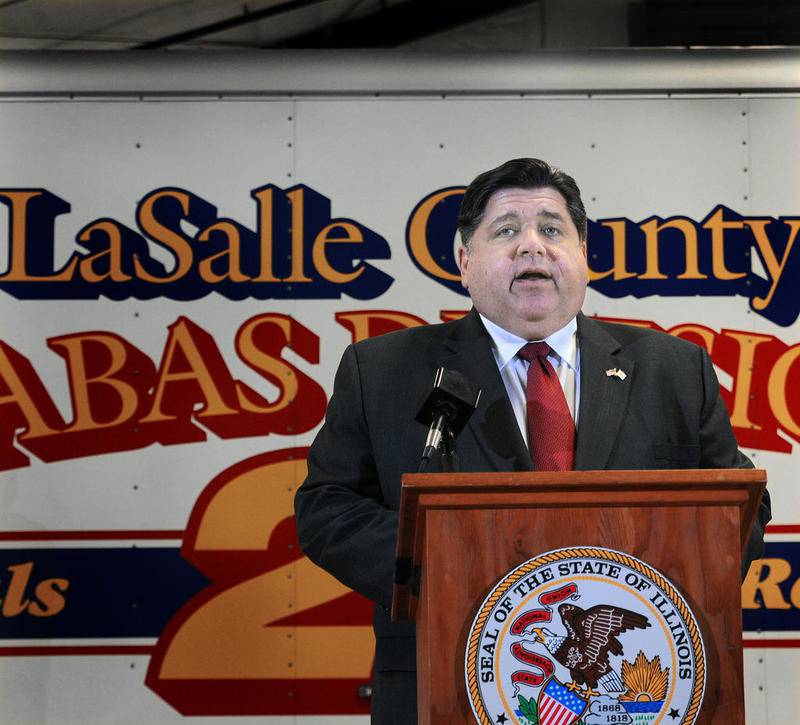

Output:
xmin=533 ymin=602 xmax=650 ymax=694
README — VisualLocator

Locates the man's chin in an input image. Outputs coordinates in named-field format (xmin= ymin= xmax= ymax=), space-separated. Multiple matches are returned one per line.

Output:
xmin=513 ymin=306 xmax=579 ymax=339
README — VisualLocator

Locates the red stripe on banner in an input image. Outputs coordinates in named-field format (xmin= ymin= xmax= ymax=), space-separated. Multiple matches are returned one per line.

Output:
xmin=0 ymin=646 xmax=154 ymax=656
xmin=148 ymin=678 xmax=371 ymax=716
xmin=743 ymin=639 xmax=800 ymax=648
xmin=0 ymin=530 xmax=184 ymax=541
xmin=765 ymin=524 xmax=800 ymax=534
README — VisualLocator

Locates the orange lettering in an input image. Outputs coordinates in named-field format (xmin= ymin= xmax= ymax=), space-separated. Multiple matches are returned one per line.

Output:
xmin=1 ymin=563 xmax=33 ymax=617
xmin=639 ymin=217 xmax=706 ymax=280
xmin=406 ymin=188 xmax=464 ymax=283
xmin=285 ymin=188 xmax=312 ymax=283
xmin=140 ymin=317 xmax=241 ymax=443
xmin=134 ymin=190 xmax=194 ymax=283
xmin=767 ymin=342 xmax=800 ymax=438
xmin=77 ymin=220 xmax=134 ymax=283
xmin=702 ymin=208 xmax=747 ymax=280
xmin=146 ymin=449 xmax=373 ymax=715
xmin=251 ymin=186 xmax=280 ymax=282
xmin=197 ymin=221 xmax=249 ymax=283
xmin=234 ymin=314 xmax=327 ymax=435
xmin=587 ymin=220 xmax=636 ymax=282
xmin=30 ymin=578 xmax=68 ymax=617
xmin=0 ymin=342 xmax=65 ymax=470
xmin=312 ymin=222 xmax=365 ymax=284
xmin=0 ymin=191 xmax=77 ymax=282
xmin=742 ymin=559 xmax=792 ymax=609
xmin=48 ymin=332 xmax=154 ymax=432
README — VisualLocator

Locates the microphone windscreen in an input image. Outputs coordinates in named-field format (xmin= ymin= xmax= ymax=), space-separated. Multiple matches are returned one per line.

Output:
xmin=415 ymin=367 xmax=481 ymax=436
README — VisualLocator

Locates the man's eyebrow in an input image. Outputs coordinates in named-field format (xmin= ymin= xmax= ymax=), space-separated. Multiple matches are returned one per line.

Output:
xmin=487 ymin=211 xmax=522 ymax=227
xmin=487 ymin=209 xmax=567 ymax=228
xmin=537 ymin=209 xmax=566 ymax=223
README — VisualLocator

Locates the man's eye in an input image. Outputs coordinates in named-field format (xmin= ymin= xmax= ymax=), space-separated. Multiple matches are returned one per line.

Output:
xmin=541 ymin=225 xmax=560 ymax=236
xmin=497 ymin=226 xmax=516 ymax=237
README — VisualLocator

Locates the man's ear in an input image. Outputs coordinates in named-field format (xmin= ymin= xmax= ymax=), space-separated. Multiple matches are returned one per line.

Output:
xmin=580 ymin=240 xmax=587 ymax=259
xmin=457 ymin=244 xmax=470 ymax=290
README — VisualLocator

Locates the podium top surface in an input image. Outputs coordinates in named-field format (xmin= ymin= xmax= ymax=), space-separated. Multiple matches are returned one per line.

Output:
xmin=401 ymin=467 xmax=766 ymax=492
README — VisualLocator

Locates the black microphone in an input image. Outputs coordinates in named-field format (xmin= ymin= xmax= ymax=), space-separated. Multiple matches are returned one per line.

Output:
xmin=395 ymin=370 xmax=481 ymax=589
xmin=415 ymin=368 xmax=481 ymax=470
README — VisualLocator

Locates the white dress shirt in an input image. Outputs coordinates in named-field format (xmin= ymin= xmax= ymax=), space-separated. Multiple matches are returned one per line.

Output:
xmin=479 ymin=314 xmax=580 ymax=449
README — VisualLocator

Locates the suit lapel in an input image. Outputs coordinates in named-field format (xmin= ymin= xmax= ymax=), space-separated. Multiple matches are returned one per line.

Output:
xmin=574 ymin=314 xmax=635 ymax=470
xmin=438 ymin=310 xmax=532 ymax=472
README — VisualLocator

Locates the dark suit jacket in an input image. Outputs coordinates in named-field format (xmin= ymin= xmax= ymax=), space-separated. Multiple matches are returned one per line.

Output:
xmin=294 ymin=309 xmax=771 ymax=673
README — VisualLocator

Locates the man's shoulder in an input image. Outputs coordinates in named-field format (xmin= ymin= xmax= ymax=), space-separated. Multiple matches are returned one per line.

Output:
xmin=352 ymin=314 xmax=473 ymax=357
xmin=581 ymin=315 xmax=705 ymax=360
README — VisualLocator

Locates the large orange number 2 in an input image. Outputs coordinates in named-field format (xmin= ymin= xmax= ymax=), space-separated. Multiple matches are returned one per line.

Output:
xmin=146 ymin=448 xmax=375 ymax=715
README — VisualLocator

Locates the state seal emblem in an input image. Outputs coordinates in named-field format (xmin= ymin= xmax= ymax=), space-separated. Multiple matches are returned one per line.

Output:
xmin=465 ymin=546 xmax=705 ymax=725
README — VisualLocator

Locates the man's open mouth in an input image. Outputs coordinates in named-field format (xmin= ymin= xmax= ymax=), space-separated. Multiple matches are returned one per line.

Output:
xmin=515 ymin=270 xmax=551 ymax=281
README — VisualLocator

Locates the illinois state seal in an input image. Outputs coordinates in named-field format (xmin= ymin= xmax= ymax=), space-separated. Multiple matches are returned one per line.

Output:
xmin=465 ymin=546 xmax=705 ymax=725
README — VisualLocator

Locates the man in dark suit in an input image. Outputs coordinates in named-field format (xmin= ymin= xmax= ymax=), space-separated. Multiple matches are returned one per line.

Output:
xmin=294 ymin=158 xmax=771 ymax=724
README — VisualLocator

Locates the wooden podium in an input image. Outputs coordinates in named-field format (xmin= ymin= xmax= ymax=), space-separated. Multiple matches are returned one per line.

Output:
xmin=391 ymin=469 xmax=766 ymax=725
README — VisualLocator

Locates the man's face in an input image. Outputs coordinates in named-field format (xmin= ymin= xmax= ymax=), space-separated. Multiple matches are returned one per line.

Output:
xmin=458 ymin=186 xmax=589 ymax=340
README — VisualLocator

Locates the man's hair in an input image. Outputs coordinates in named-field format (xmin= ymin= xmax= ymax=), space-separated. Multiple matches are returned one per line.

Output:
xmin=457 ymin=158 xmax=588 ymax=248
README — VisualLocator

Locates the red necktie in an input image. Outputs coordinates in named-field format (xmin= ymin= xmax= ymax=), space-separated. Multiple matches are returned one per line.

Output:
xmin=518 ymin=342 xmax=575 ymax=471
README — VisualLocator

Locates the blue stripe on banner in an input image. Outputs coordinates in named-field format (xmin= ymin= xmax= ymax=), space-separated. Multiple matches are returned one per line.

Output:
xmin=0 ymin=548 xmax=208 ymax=639
xmin=743 ymin=541 xmax=800 ymax=634
xmin=0 ymin=540 xmax=796 ymax=641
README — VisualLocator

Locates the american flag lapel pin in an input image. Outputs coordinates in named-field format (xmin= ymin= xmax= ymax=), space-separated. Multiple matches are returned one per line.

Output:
xmin=605 ymin=367 xmax=627 ymax=381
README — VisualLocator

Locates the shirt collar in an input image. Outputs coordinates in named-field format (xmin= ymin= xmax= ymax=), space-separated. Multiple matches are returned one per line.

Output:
xmin=479 ymin=313 xmax=578 ymax=371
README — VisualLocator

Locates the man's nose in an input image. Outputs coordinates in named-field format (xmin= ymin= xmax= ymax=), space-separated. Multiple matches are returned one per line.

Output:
xmin=516 ymin=227 xmax=546 ymax=256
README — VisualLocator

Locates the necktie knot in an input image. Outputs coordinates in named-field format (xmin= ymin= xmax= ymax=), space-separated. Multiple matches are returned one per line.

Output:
xmin=518 ymin=341 xmax=551 ymax=363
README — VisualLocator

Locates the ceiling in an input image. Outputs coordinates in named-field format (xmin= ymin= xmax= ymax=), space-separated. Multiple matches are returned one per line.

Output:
xmin=0 ymin=0 xmax=798 ymax=51
xmin=0 ymin=0 xmax=536 ymax=50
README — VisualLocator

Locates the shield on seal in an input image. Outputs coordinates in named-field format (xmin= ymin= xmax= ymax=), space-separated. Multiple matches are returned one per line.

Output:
xmin=536 ymin=676 xmax=588 ymax=725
